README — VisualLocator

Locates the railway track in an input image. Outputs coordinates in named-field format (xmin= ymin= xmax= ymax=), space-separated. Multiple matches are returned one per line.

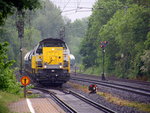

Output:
xmin=34 ymin=87 xmax=116 ymax=113
xmin=107 ymin=77 xmax=150 ymax=86
xmin=70 ymin=76 xmax=150 ymax=97
xmin=74 ymin=73 xmax=150 ymax=86
xmin=34 ymin=87 xmax=77 ymax=113
xmin=69 ymin=90 xmax=116 ymax=113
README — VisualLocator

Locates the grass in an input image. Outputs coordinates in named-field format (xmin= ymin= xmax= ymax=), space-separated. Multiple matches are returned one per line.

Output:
xmin=68 ymin=82 xmax=89 ymax=93
xmin=82 ymin=67 xmax=101 ymax=75
xmin=68 ymin=81 xmax=150 ymax=113
xmin=27 ymin=90 xmax=40 ymax=98
xmin=0 ymin=91 xmax=21 ymax=113
xmin=0 ymin=88 xmax=39 ymax=113
xmin=97 ymin=92 xmax=150 ymax=113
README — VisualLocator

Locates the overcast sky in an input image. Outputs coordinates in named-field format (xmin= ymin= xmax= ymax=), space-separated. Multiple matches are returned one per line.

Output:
xmin=50 ymin=0 xmax=97 ymax=21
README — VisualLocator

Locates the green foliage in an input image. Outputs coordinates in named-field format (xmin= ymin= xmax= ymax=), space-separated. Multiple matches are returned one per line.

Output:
xmin=80 ymin=0 xmax=123 ymax=68
xmin=0 ymin=91 xmax=20 ymax=113
xmin=99 ymin=4 xmax=149 ymax=78
xmin=80 ymin=0 xmax=150 ymax=79
xmin=0 ymin=17 xmax=20 ymax=66
xmin=0 ymin=42 xmax=20 ymax=94
xmin=32 ymin=0 xmax=64 ymax=38
xmin=144 ymin=32 xmax=150 ymax=49
xmin=24 ymin=27 xmax=41 ymax=50
xmin=0 ymin=0 xmax=41 ymax=24
xmin=141 ymin=50 xmax=150 ymax=76
xmin=66 ymin=19 xmax=88 ymax=63
xmin=127 ymin=0 xmax=150 ymax=7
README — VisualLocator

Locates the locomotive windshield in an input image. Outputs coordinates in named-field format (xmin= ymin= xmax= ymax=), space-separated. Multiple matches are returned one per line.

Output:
xmin=43 ymin=41 xmax=67 ymax=48
xmin=36 ymin=40 xmax=67 ymax=54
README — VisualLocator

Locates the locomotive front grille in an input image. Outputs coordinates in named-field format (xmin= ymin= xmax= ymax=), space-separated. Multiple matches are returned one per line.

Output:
xmin=44 ymin=64 xmax=63 ymax=69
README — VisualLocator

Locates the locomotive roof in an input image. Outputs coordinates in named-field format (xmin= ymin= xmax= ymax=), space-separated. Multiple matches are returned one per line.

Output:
xmin=40 ymin=38 xmax=65 ymax=43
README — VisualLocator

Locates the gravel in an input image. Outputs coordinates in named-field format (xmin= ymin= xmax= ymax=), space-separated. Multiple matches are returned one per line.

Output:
xmin=70 ymin=74 xmax=150 ymax=103
xmin=72 ymin=74 xmax=150 ymax=90
xmin=64 ymin=80 xmax=150 ymax=113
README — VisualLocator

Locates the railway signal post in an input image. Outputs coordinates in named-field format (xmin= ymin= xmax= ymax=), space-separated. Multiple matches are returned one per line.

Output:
xmin=100 ymin=41 xmax=109 ymax=80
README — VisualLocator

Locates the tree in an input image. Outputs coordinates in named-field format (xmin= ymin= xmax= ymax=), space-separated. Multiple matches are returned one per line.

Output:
xmin=65 ymin=18 xmax=88 ymax=63
xmin=0 ymin=0 xmax=40 ymax=25
xmin=80 ymin=0 xmax=123 ymax=68
xmin=99 ymin=4 xmax=150 ymax=78
xmin=0 ymin=42 xmax=20 ymax=93
xmin=32 ymin=0 xmax=64 ymax=38
xmin=80 ymin=0 xmax=150 ymax=80
xmin=0 ymin=0 xmax=41 ymax=93
xmin=141 ymin=50 xmax=150 ymax=77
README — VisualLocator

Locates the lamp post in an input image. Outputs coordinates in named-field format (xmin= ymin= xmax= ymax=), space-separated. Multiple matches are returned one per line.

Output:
xmin=100 ymin=41 xmax=108 ymax=80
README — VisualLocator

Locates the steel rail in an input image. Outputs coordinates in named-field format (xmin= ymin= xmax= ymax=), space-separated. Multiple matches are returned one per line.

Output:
xmin=70 ymin=77 xmax=150 ymax=97
xmin=76 ymin=73 xmax=150 ymax=86
xmin=69 ymin=90 xmax=117 ymax=113
xmin=72 ymin=76 xmax=150 ymax=92
xmin=34 ymin=88 xmax=77 ymax=113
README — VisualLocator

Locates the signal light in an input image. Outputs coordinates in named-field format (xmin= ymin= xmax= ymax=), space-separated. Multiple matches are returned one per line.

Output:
xmin=88 ymin=84 xmax=97 ymax=93
xmin=104 ymin=41 xmax=107 ymax=44
xmin=90 ymin=85 xmax=93 ymax=87
xmin=100 ymin=41 xmax=109 ymax=48
xmin=100 ymin=45 xmax=104 ymax=48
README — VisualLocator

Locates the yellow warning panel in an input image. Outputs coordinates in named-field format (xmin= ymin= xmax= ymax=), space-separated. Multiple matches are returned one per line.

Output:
xmin=43 ymin=47 xmax=64 ymax=65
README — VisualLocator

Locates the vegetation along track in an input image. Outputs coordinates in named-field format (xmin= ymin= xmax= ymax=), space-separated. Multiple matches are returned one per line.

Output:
xmin=70 ymin=76 xmax=150 ymax=97
xmin=34 ymin=87 xmax=116 ymax=113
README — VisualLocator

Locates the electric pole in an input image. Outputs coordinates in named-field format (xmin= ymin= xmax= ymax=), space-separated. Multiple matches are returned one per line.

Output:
xmin=16 ymin=10 xmax=24 ymax=76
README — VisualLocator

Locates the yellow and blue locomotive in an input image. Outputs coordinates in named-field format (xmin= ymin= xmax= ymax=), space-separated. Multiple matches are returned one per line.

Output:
xmin=24 ymin=38 xmax=74 ymax=86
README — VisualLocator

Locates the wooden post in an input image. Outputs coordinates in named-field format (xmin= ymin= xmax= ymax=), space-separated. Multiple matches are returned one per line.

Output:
xmin=24 ymin=78 xmax=26 ymax=98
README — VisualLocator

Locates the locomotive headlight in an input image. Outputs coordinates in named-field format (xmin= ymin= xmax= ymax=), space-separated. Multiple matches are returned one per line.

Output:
xmin=59 ymin=65 xmax=63 ymax=68
xmin=44 ymin=65 xmax=47 ymax=68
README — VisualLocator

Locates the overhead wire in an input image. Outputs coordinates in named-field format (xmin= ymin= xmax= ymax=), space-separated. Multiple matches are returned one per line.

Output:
xmin=62 ymin=0 xmax=72 ymax=12
xmin=48 ymin=0 xmax=72 ymax=24
xmin=48 ymin=0 xmax=96 ymax=39
xmin=51 ymin=0 xmax=95 ymax=14
xmin=49 ymin=0 xmax=95 ymax=32
xmin=76 ymin=0 xmax=81 ymax=12
xmin=62 ymin=9 xmax=78 ymax=13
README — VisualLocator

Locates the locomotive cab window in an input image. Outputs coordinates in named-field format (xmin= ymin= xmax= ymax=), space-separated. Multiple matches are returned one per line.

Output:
xmin=36 ymin=45 xmax=42 ymax=54
xmin=28 ymin=51 xmax=33 ymax=61
xmin=43 ymin=41 xmax=67 ymax=49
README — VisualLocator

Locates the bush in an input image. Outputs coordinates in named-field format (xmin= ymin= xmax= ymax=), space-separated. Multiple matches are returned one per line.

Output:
xmin=0 ymin=42 xmax=20 ymax=94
